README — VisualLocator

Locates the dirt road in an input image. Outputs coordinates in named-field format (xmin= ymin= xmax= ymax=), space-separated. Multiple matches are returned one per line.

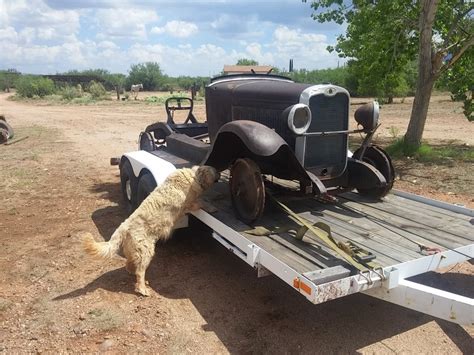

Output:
xmin=0 ymin=93 xmax=472 ymax=353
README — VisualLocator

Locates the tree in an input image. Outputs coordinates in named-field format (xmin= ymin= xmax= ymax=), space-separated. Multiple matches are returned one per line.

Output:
xmin=105 ymin=73 xmax=126 ymax=100
xmin=438 ymin=47 xmax=473 ymax=121
xmin=307 ymin=0 xmax=474 ymax=148
xmin=0 ymin=69 xmax=20 ymax=92
xmin=236 ymin=58 xmax=259 ymax=66
xmin=126 ymin=62 xmax=167 ymax=91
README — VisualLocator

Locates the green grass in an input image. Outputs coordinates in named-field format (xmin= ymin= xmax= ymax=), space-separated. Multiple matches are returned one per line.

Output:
xmin=386 ymin=138 xmax=474 ymax=162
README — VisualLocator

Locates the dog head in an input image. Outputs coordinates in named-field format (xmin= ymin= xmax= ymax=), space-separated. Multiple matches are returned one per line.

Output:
xmin=192 ymin=165 xmax=220 ymax=190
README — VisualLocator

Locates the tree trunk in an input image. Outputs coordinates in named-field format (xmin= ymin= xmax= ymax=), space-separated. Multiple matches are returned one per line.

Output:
xmin=403 ymin=0 xmax=439 ymax=147
xmin=115 ymin=86 xmax=120 ymax=100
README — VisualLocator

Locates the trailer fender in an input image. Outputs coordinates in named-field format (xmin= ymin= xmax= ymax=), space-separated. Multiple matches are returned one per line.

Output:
xmin=122 ymin=150 xmax=176 ymax=186
xmin=121 ymin=151 xmax=188 ymax=228
xmin=203 ymin=120 xmax=325 ymax=193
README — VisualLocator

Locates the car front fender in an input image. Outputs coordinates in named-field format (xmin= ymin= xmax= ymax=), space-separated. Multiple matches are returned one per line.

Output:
xmin=202 ymin=120 xmax=326 ymax=194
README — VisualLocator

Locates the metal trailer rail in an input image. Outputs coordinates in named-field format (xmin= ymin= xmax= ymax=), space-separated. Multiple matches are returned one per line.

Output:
xmin=123 ymin=150 xmax=474 ymax=326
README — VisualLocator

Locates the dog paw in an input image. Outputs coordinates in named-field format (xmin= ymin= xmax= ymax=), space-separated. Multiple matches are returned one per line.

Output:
xmin=135 ymin=286 xmax=152 ymax=297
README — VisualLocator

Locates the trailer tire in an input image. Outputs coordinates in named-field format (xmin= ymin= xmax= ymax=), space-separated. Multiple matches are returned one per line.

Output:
xmin=137 ymin=173 xmax=157 ymax=207
xmin=120 ymin=160 xmax=137 ymax=214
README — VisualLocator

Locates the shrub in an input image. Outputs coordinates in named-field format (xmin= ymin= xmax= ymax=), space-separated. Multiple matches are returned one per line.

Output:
xmin=88 ymin=80 xmax=107 ymax=99
xmin=16 ymin=75 xmax=55 ymax=98
xmin=60 ymin=86 xmax=82 ymax=100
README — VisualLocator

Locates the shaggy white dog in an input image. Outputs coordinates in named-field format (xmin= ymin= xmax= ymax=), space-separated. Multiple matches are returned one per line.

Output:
xmin=83 ymin=165 xmax=219 ymax=296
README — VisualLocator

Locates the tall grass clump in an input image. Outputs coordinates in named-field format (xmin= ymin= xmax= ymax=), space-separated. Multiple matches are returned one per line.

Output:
xmin=60 ymin=86 xmax=82 ymax=100
xmin=88 ymin=81 xmax=108 ymax=99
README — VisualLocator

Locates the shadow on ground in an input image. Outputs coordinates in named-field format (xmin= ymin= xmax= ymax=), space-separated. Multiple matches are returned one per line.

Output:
xmin=89 ymin=181 xmax=128 ymax=240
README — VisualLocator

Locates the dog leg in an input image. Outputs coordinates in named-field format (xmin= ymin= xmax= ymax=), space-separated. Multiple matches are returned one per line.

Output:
xmin=125 ymin=260 xmax=136 ymax=274
xmin=134 ymin=243 xmax=155 ymax=297
xmin=135 ymin=268 xmax=151 ymax=297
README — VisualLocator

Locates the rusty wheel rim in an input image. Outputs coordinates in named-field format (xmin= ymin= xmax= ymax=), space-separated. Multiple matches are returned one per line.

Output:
xmin=229 ymin=158 xmax=265 ymax=224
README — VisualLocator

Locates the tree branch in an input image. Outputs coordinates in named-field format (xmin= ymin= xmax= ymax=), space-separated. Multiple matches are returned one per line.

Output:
xmin=442 ymin=5 xmax=474 ymax=48
xmin=439 ymin=35 xmax=474 ymax=73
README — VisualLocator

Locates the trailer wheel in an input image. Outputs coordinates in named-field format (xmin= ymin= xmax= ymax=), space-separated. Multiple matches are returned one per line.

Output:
xmin=355 ymin=145 xmax=395 ymax=198
xmin=120 ymin=160 xmax=136 ymax=214
xmin=137 ymin=173 xmax=157 ymax=207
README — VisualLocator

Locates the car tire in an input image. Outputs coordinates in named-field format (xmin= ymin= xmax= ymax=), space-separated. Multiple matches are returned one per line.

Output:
xmin=355 ymin=145 xmax=395 ymax=198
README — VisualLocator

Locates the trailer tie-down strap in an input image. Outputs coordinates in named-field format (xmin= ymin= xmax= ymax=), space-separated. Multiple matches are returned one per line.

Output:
xmin=267 ymin=195 xmax=379 ymax=272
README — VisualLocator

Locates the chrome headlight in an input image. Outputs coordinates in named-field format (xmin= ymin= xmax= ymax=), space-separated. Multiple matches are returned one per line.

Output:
xmin=286 ymin=103 xmax=312 ymax=135
xmin=354 ymin=101 xmax=379 ymax=131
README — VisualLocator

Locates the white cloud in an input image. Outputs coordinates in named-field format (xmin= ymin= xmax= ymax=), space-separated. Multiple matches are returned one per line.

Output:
xmin=245 ymin=43 xmax=274 ymax=65
xmin=1 ymin=0 xmax=80 ymax=40
xmin=0 ymin=26 xmax=17 ymax=41
xmin=95 ymin=8 xmax=159 ymax=40
xmin=150 ymin=20 xmax=198 ymax=38
xmin=0 ymin=0 xmax=341 ymax=76
xmin=270 ymin=26 xmax=339 ymax=70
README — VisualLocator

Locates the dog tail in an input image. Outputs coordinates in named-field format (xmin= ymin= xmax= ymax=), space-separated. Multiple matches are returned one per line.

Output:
xmin=82 ymin=230 xmax=123 ymax=259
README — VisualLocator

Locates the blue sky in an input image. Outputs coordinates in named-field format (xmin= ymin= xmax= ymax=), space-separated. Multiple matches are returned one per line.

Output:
xmin=0 ymin=0 xmax=346 ymax=76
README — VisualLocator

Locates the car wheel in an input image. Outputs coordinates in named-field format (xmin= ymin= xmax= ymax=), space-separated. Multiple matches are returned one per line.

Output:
xmin=229 ymin=158 xmax=265 ymax=224
xmin=139 ymin=131 xmax=155 ymax=151
xmin=355 ymin=145 xmax=395 ymax=198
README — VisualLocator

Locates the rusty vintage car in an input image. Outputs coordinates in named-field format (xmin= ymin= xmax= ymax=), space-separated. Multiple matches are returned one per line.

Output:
xmin=135 ymin=73 xmax=395 ymax=223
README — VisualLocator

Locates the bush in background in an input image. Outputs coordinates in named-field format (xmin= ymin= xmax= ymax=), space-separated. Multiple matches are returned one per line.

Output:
xmin=16 ymin=75 xmax=55 ymax=98
xmin=87 ymin=81 xmax=108 ymax=99
xmin=60 ymin=86 xmax=82 ymax=100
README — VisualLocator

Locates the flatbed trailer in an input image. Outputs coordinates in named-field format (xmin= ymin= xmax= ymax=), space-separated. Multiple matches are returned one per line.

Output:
xmin=120 ymin=148 xmax=474 ymax=326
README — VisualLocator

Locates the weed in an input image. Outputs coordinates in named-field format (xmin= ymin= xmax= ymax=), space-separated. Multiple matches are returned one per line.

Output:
xmin=386 ymin=138 xmax=474 ymax=162
xmin=387 ymin=126 xmax=400 ymax=139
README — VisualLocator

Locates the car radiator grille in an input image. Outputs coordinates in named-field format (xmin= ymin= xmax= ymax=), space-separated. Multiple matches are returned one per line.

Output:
xmin=305 ymin=93 xmax=349 ymax=177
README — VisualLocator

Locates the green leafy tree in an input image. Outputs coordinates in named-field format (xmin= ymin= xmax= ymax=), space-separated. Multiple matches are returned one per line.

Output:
xmin=126 ymin=62 xmax=167 ymax=91
xmin=105 ymin=73 xmax=126 ymax=100
xmin=438 ymin=47 xmax=473 ymax=121
xmin=307 ymin=0 xmax=474 ymax=148
xmin=236 ymin=58 xmax=259 ymax=66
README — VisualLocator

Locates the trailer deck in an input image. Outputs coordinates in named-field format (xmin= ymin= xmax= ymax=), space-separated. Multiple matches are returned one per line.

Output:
xmin=204 ymin=179 xmax=472 ymax=273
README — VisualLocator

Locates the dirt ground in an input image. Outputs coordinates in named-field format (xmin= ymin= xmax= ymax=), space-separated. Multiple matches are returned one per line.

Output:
xmin=0 ymin=92 xmax=473 ymax=353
